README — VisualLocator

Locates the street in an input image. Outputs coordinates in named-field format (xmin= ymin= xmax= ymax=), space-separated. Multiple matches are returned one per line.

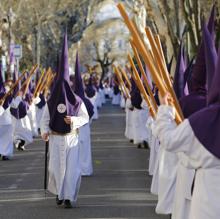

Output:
xmin=0 ymin=102 xmax=168 ymax=219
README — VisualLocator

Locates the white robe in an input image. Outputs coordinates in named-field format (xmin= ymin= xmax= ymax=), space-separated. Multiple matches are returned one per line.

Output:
xmin=153 ymin=105 xmax=220 ymax=219
xmin=146 ymin=116 xmax=158 ymax=176
xmin=41 ymin=103 xmax=89 ymax=202
xmin=35 ymin=96 xmax=46 ymax=131
xmin=100 ymin=88 xmax=106 ymax=104
xmin=79 ymin=123 xmax=93 ymax=176
xmin=172 ymin=154 xmax=195 ymax=219
xmin=132 ymin=101 xmax=150 ymax=144
xmin=0 ymin=106 xmax=13 ymax=156
xmin=96 ymin=90 xmax=102 ymax=108
xmin=120 ymin=96 xmax=126 ymax=109
xmin=89 ymin=94 xmax=98 ymax=120
xmin=124 ymin=99 xmax=134 ymax=140
xmin=27 ymin=103 xmax=38 ymax=137
xmin=112 ymin=93 xmax=121 ymax=105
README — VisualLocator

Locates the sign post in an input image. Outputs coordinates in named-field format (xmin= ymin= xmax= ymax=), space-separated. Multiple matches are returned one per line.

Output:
xmin=13 ymin=44 xmax=22 ymax=75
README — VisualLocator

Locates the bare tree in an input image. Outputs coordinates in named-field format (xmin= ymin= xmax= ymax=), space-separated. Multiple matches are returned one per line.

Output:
xmin=92 ymin=40 xmax=115 ymax=82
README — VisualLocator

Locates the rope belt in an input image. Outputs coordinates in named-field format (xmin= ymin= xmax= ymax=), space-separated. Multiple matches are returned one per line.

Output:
xmin=51 ymin=129 xmax=79 ymax=136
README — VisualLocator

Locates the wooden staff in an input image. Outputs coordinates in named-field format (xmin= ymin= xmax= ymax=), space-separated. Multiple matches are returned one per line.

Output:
xmin=22 ymin=65 xmax=39 ymax=97
xmin=33 ymin=69 xmax=46 ymax=97
xmin=128 ymin=54 xmax=155 ymax=118
xmin=0 ymin=65 xmax=37 ymax=102
xmin=113 ymin=65 xmax=130 ymax=99
xmin=118 ymin=66 xmax=132 ymax=91
xmin=154 ymin=34 xmax=166 ymax=66
xmin=38 ymin=68 xmax=52 ymax=94
xmin=42 ymin=71 xmax=53 ymax=93
xmin=145 ymin=27 xmax=184 ymax=120
xmin=130 ymin=40 xmax=158 ymax=112
xmin=117 ymin=3 xmax=183 ymax=123
xmin=144 ymin=28 xmax=167 ymax=87
xmin=43 ymin=73 xmax=56 ymax=96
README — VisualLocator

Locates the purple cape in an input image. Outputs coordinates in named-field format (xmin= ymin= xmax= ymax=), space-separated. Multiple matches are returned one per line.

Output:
xmin=179 ymin=90 xmax=207 ymax=118
xmin=10 ymin=99 xmax=29 ymax=119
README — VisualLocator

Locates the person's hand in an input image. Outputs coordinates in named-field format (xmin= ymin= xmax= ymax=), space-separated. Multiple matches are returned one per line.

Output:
xmin=64 ymin=116 xmax=71 ymax=125
xmin=159 ymin=92 xmax=173 ymax=105
xmin=42 ymin=133 xmax=49 ymax=141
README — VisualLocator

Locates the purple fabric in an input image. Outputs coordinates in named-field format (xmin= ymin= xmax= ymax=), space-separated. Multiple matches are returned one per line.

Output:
xmin=189 ymin=103 xmax=220 ymax=159
xmin=203 ymin=24 xmax=218 ymax=104
xmin=173 ymin=42 xmax=186 ymax=99
xmin=189 ymin=15 xmax=220 ymax=159
xmin=189 ymin=5 xmax=215 ymax=93
xmin=113 ymin=85 xmax=120 ymax=95
xmin=85 ymin=77 xmax=96 ymax=98
xmin=10 ymin=99 xmax=29 ymax=119
xmin=74 ymin=52 xmax=94 ymax=119
xmin=206 ymin=46 xmax=220 ymax=106
xmin=179 ymin=90 xmax=207 ymax=118
xmin=130 ymin=76 xmax=143 ymax=109
xmin=47 ymin=32 xmax=82 ymax=134
xmin=131 ymin=89 xmax=142 ymax=109
xmin=99 ymin=81 xmax=104 ymax=89
xmin=36 ymin=93 xmax=46 ymax=109
xmin=0 ymin=65 xmax=5 ymax=94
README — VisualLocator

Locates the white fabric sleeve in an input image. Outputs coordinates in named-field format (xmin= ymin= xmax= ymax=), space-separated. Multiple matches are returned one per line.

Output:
xmin=126 ymin=98 xmax=132 ymax=108
xmin=40 ymin=104 xmax=50 ymax=134
xmin=70 ymin=102 xmax=89 ymax=130
xmin=152 ymin=105 xmax=195 ymax=153
xmin=10 ymin=96 xmax=22 ymax=109
xmin=0 ymin=105 xmax=5 ymax=116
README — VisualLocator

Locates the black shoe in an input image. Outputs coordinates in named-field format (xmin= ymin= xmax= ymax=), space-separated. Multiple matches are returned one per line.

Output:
xmin=56 ymin=195 xmax=63 ymax=206
xmin=143 ymin=141 xmax=149 ymax=149
xmin=17 ymin=140 xmax=25 ymax=151
xmin=137 ymin=144 xmax=142 ymax=149
xmin=64 ymin=200 xmax=72 ymax=208
xmin=2 ymin=156 xmax=9 ymax=161
xmin=129 ymin=139 xmax=134 ymax=143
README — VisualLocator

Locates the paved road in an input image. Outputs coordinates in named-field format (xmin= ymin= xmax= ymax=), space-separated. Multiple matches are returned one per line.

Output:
xmin=0 ymin=102 xmax=169 ymax=219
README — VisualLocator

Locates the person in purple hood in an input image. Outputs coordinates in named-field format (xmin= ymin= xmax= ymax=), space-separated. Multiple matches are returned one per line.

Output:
xmin=40 ymin=32 xmax=89 ymax=208
xmin=153 ymin=31 xmax=220 ymax=219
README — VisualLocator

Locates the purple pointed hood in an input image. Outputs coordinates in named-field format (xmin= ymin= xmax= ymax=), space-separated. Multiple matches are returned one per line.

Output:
xmin=74 ymin=52 xmax=94 ymax=119
xmin=203 ymin=24 xmax=218 ymax=105
xmin=173 ymin=42 xmax=186 ymax=99
xmin=189 ymin=5 xmax=215 ymax=93
xmin=47 ymin=32 xmax=82 ymax=134
xmin=189 ymin=46 xmax=220 ymax=159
